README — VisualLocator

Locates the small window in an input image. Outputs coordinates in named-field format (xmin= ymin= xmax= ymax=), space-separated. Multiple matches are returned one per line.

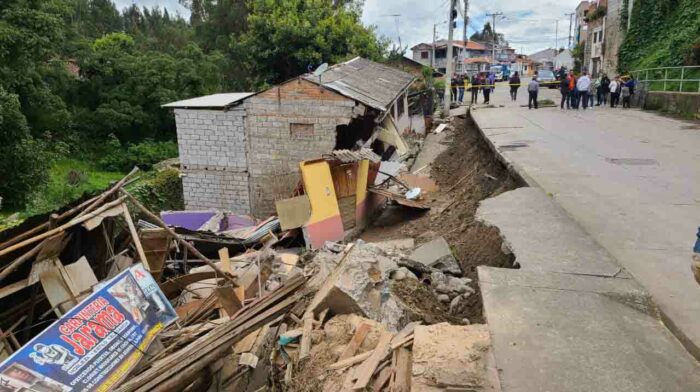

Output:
xmin=290 ymin=123 xmax=314 ymax=138
xmin=421 ymin=51 xmax=429 ymax=59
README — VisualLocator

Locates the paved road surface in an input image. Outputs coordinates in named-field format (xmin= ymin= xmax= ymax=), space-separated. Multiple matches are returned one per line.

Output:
xmin=471 ymin=79 xmax=700 ymax=357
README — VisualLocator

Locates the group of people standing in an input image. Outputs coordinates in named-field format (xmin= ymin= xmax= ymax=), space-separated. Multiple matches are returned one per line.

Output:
xmin=450 ymin=72 xmax=497 ymax=105
xmin=558 ymin=70 xmax=636 ymax=110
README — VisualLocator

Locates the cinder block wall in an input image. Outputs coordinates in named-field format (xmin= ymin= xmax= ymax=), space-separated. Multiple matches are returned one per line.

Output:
xmin=244 ymin=79 xmax=359 ymax=216
xmin=174 ymin=108 xmax=251 ymax=213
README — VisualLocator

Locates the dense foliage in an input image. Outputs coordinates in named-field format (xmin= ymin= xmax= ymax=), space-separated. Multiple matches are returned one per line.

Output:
xmin=619 ymin=0 xmax=700 ymax=71
xmin=0 ymin=0 xmax=387 ymax=210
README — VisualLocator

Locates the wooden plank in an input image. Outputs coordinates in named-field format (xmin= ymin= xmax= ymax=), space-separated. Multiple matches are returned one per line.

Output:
xmin=39 ymin=259 xmax=78 ymax=315
xmin=0 ymin=197 xmax=127 ymax=259
xmin=373 ymin=366 xmax=392 ymax=392
xmin=299 ymin=315 xmax=314 ymax=360
xmin=122 ymin=207 xmax=151 ymax=271
xmin=0 ymin=278 xmax=31 ymax=300
xmin=65 ymin=256 xmax=98 ymax=293
xmin=275 ymin=195 xmax=312 ymax=231
xmin=82 ymin=203 xmax=125 ymax=231
xmin=218 ymin=247 xmax=232 ymax=274
xmin=120 ymin=190 xmax=236 ymax=285
xmin=329 ymin=351 xmax=373 ymax=370
xmin=234 ymin=328 xmax=262 ymax=354
xmin=215 ymin=284 xmax=243 ymax=317
xmin=392 ymin=347 xmax=412 ymax=392
xmin=351 ymin=331 xmax=395 ymax=389
xmin=114 ymin=275 xmax=306 ymax=392
xmin=339 ymin=322 xmax=372 ymax=360
xmin=0 ymin=167 xmax=138 ymax=252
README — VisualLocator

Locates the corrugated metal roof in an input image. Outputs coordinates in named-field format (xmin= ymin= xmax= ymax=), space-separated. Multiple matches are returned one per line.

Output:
xmin=330 ymin=149 xmax=382 ymax=163
xmin=162 ymin=93 xmax=255 ymax=108
xmin=304 ymin=57 xmax=415 ymax=112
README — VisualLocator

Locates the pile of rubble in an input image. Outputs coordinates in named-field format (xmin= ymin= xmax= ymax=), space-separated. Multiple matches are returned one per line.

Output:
xmin=0 ymin=147 xmax=499 ymax=391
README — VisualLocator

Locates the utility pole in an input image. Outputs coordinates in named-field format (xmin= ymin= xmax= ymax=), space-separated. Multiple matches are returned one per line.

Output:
xmin=486 ymin=12 xmax=503 ymax=64
xmin=463 ymin=0 xmax=469 ymax=44
xmin=432 ymin=23 xmax=437 ymax=69
xmin=555 ymin=19 xmax=559 ymax=50
xmin=565 ymin=12 xmax=575 ymax=49
xmin=444 ymin=0 xmax=457 ymax=114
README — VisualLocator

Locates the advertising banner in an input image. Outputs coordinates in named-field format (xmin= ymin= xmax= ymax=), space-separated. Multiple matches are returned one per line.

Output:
xmin=0 ymin=263 xmax=177 ymax=392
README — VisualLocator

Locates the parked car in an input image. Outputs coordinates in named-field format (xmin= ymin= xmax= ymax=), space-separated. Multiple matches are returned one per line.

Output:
xmin=537 ymin=69 xmax=557 ymax=89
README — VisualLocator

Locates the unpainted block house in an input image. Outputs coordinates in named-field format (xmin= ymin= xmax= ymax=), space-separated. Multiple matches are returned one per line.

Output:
xmin=165 ymin=57 xmax=415 ymax=217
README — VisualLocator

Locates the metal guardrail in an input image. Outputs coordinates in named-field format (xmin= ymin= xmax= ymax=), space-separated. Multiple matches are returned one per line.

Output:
xmin=631 ymin=65 xmax=700 ymax=93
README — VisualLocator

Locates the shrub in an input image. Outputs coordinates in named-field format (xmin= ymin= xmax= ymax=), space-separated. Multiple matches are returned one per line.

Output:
xmin=99 ymin=136 xmax=178 ymax=172
xmin=129 ymin=168 xmax=184 ymax=214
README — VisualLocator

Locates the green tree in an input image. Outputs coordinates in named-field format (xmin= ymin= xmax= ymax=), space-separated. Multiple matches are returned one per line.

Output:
xmin=236 ymin=0 xmax=387 ymax=87
xmin=0 ymin=88 xmax=49 ymax=208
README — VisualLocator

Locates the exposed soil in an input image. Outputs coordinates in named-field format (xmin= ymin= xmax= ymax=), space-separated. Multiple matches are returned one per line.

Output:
xmin=362 ymin=114 xmax=524 ymax=323
xmin=390 ymin=278 xmax=462 ymax=325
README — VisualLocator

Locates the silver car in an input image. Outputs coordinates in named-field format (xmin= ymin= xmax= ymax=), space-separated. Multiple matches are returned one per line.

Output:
xmin=537 ymin=70 xmax=557 ymax=89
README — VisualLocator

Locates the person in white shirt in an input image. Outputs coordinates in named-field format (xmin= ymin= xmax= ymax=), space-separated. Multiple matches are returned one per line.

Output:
xmin=609 ymin=77 xmax=621 ymax=108
xmin=576 ymin=71 xmax=592 ymax=110
xmin=528 ymin=77 xmax=539 ymax=109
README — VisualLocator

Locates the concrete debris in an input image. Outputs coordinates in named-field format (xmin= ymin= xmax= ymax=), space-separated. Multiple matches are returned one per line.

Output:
xmin=412 ymin=323 xmax=499 ymax=392
xmin=409 ymin=236 xmax=462 ymax=275
xmin=370 ymin=238 xmax=416 ymax=253
xmin=307 ymin=242 xmax=414 ymax=331
xmin=391 ymin=267 xmax=418 ymax=281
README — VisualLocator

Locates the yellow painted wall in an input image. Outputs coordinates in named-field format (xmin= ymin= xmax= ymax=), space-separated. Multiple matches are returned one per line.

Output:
xmin=355 ymin=159 xmax=369 ymax=206
xmin=299 ymin=160 xmax=341 ymax=224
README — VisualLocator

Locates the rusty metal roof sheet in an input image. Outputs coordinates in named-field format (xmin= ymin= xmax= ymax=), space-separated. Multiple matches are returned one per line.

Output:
xmin=304 ymin=57 xmax=415 ymax=112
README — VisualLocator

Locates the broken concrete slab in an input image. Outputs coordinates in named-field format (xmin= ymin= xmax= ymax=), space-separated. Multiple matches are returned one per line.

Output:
xmin=409 ymin=237 xmax=461 ymax=275
xmin=480 ymin=266 xmax=700 ymax=392
xmin=369 ymin=238 xmax=415 ymax=253
xmin=412 ymin=323 xmax=499 ymax=392
xmin=308 ymin=243 xmax=412 ymax=331
xmin=477 ymin=187 xmax=626 ymax=277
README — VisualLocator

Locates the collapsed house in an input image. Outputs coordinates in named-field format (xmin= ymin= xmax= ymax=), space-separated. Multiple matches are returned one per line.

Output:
xmin=164 ymin=57 xmax=416 ymax=217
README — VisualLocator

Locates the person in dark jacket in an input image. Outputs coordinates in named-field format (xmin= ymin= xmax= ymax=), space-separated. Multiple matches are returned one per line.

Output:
xmin=598 ymin=74 xmax=610 ymax=106
xmin=559 ymin=74 xmax=570 ymax=110
xmin=509 ymin=72 xmax=521 ymax=101
xmin=482 ymin=72 xmax=491 ymax=104
xmin=470 ymin=73 xmax=480 ymax=104
xmin=450 ymin=74 xmax=458 ymax=103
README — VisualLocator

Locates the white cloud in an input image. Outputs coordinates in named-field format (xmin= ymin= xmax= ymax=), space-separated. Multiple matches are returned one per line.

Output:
xmin=362 ymin=0 xmax=582 ymax=55
xmin=123 ymin=0 xmax=580 ymax=55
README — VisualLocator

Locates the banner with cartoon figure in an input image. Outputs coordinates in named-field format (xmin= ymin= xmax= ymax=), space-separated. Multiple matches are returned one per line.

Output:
xmin=0 ymin=263 xmax=177 ymax=392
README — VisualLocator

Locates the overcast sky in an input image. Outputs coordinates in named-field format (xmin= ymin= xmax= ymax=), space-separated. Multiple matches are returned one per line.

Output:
xmin=115 ymin=0 xmax=582 ymax=55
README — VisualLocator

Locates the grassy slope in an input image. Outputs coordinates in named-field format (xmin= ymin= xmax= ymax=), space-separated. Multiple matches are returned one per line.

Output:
xmin=0 ymin=159 xmax=124 ymax=229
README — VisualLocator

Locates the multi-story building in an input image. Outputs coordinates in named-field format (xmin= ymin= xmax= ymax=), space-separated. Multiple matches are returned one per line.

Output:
xmin=574 ymin=1 xmax=590 ymax=47
xmin=578 ymin=0 xmax=634 ymax=76
xmin=411 ymin=40 xmax=490 ymax=74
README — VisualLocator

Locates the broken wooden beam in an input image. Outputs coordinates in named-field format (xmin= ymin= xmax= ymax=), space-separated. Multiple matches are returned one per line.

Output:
xmin=338 ymin=322 xmax=372 ymax=361
xmin=120 ymin=189 xmax=236 ymax=285
xmin=0 ymin=197 xmax=127 ymax=258
xmin=0 ymin=167 xmax=139 ymax=251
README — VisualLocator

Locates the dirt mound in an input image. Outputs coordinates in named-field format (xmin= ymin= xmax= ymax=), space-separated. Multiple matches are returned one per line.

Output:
xmin=362 ymin=114 xmax=523 ymax=324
